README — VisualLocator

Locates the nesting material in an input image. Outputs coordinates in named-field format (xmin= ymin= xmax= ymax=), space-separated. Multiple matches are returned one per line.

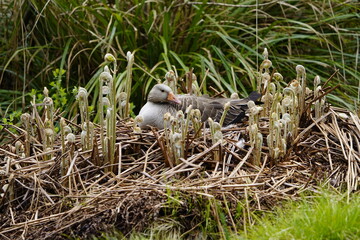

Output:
xmin=0 ymin=50 xmax=358 ymax=239
xmin=0 ymin=101 xmax=359 ymax=239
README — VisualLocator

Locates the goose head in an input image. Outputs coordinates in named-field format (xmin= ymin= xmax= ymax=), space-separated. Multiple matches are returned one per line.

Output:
xmin=147 ymin=84 xmax=181 ymax=104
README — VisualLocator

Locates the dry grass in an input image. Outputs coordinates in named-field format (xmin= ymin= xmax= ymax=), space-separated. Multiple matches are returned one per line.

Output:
xmin=1 ymin=91 xmax=360 ymax=239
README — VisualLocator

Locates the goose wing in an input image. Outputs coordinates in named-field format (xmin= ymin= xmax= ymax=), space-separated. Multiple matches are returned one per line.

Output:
xmin=177 ymin=95 xmax=223 ymax=121
xmin=224 ymin=91 xmax=262 ymax=125
xmin=177 ymin=91 xmax=261 ymax=126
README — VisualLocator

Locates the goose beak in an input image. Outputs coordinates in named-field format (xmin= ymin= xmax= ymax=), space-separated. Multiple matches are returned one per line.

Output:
xmin=167 ymin=92 xmax=181 ymax=104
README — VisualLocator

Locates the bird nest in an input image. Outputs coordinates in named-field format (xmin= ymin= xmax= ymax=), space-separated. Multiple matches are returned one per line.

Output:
xmin=0 ymin=99 xmax=359 ymax=239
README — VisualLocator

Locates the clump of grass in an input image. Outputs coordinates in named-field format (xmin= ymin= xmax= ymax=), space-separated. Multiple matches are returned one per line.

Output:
xmin=245 ymin=192 xmax=360 ymax=240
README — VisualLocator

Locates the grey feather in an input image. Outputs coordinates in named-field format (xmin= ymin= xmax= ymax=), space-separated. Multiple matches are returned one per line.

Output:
xmin=138 ymin=84 xmax=261 ymax=129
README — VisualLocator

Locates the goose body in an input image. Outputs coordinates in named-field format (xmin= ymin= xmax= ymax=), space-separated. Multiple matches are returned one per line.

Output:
xmin=138 ymin=84 xmax=261 ymax=129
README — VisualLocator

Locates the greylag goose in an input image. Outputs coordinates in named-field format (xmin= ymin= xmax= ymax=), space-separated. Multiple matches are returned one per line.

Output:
xmin=138 ymin=84 xmax=261 ymax=129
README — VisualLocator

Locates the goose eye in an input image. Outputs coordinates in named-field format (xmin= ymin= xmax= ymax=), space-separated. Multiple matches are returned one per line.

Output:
xmin=161 ymin=89 xmax=164 ymax=92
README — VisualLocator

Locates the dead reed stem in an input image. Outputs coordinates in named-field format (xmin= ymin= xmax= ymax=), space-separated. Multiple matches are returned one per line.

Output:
xmin=0 ymin=102 xmax=359 ymax=239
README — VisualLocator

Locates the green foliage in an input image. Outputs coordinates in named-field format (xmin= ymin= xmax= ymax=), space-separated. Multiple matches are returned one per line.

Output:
xmin=1 ymin=109 xmax=22 ymax=134
xmin=244 ymin=191 xmax=360 ymax=240
xmin=50 ymin=68 xmax=68 ymax=109
xmin=1 ymin=0 xmax=359 ymax=118
xmin=0 ymin=109 xmax=21 ymax=136
xmin=1 ymin=109 xmax=22 ymax=125
xmin=164 ymin=188 xmax=183 ymax=217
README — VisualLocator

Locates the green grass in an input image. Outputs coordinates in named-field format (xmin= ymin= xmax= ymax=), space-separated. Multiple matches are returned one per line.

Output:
xmin=244 ymin=192 xmax=360 ymax=240
xmin=1 ymin=0 xmax=359 ymax=121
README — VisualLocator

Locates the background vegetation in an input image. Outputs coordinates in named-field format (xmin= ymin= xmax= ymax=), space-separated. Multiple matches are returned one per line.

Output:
xmin=1 ymin=0 xmax=359 ymax=122
xmin=1 ymin=1 xmax=360 ymax=239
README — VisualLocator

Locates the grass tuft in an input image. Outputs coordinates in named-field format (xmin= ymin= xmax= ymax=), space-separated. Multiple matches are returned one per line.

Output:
xmin=245 ymin=192 xmax=360 ymax=240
